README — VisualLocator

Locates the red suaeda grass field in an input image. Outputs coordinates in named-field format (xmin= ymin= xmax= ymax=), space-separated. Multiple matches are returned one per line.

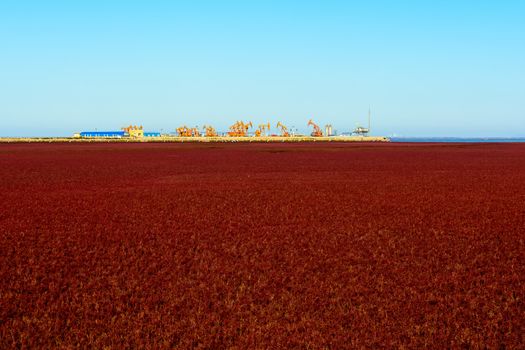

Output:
xmin=1 ymin=142 xmax=524 ymax=348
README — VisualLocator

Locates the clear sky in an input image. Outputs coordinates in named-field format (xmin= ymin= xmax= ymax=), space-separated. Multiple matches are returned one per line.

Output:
xmin=1 ymin=0 xmax=524 ymax=137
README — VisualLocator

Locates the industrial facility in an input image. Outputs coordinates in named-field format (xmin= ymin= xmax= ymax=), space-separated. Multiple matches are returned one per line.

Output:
xmin=75 ymin=125 xmax=161 ymax=139
xmin=71 ymin=113 xmax=385 ymax=141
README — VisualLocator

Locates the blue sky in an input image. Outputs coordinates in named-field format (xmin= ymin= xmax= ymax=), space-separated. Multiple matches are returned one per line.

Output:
xmin=1 ymin=0 xmax=524 ymax=137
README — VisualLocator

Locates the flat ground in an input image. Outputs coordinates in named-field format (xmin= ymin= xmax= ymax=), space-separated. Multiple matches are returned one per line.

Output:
xmin=0 ymin=142 xmax=524 ymax=348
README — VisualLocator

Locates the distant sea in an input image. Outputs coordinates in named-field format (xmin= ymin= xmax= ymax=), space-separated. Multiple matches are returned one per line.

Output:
xmin=390 ymin=137 xmax=525 ymax=143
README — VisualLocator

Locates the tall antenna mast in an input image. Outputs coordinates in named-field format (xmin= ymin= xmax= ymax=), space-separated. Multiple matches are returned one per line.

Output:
xmin=368 ymin=106 xmax=371 ymax=135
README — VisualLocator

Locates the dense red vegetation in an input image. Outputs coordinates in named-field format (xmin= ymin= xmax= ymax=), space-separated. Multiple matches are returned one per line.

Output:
xmin=1 ymin=142 xmax=524 ymax=348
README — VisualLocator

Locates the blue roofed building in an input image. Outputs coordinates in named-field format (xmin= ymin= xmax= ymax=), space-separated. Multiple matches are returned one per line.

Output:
xmin=80 ymin=131 xmax=126 ymax=138
xmin=76 ymin=128 xmax=161 ymax=138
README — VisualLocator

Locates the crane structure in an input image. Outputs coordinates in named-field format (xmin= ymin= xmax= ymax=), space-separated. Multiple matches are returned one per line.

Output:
xmin=276 ymin=122 xmax=290 ymax=137
xmin=228 ymin=121 xmax=252 ymax=137
xmin=308 ymin=119 xmax=323 ymax=137
xmin=202 ymin=125 xmax=217 ymax=137
xmin=255 ymin=122 xmax=271 ymax=137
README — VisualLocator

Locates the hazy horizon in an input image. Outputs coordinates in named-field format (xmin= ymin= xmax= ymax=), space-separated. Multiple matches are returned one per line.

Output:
xmin=1 ymin=1 xmax=524 ymax=138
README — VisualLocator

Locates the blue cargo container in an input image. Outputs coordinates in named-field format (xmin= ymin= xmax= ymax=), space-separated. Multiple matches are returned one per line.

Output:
xmin=144 ymin=132 xmax=161 ymax=137
xmin=80 ymin=131 xmax=126 ymax=138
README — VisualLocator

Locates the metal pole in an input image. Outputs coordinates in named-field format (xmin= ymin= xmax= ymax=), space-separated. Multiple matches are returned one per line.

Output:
xmin=368 ymin=106 xmax=371 ymax=135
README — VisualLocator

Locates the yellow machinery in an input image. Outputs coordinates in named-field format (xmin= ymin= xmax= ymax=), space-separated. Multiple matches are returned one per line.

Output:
xmin=202 ymin=125 xmax=217 ymax=137
xmin=255 ymin=122 xmax=271 ymax=137
xmin=190 ymin=127 xmax=201 ymax=137
xmin=276 ymin=122 xmax=290 ymax=137
xmin=176 ymin=126 xmax=201 ymax=137
xmin=228 ymin=121 xmax=242 ymax=136
xmin=308 ymin=119 xmax=323 ymax=137
xmin=176 ymin=126 xmax=192 ymax=137
xmin=122 ymin=125 xmax=144 ymax=138
xmin=244 ymin=121 xmax=253 ymax=136
xmin=228 ymin=121 xmax=252 ymax=137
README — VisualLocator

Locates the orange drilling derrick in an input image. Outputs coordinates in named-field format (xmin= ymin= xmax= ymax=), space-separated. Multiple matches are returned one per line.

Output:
xmin=176 ymin=125 xmax=192 ymax=137
xmin=308 ymin=119 xmax=323 ymax=137
xmin=255 ymin=122 xmax=271 ymax=137
xmin=202 ymin=125 xmax=217 ymax=137
xmin=228 ymin=121 xmax=252 ymax=137
xmin=276 ymin=122 xmax=290 ymax=137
